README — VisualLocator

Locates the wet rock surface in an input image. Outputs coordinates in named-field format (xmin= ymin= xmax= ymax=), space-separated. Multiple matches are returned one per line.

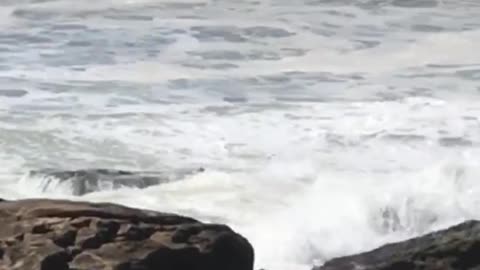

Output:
xmin=0 ymin=198 xmax=253 ymax=270
xmin=315 ymin=220 xmax=480 ymax=270
xmin=28 ymin=168 xmax=205 ymax=196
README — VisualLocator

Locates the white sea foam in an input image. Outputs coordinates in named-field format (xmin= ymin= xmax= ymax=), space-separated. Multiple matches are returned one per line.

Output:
xmin=1 ymin=0 xmax=480 ymax=269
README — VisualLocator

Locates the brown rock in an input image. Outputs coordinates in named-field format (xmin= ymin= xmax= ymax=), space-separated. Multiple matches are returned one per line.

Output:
xmin=0 ymin=198 xmax=254 ymax=270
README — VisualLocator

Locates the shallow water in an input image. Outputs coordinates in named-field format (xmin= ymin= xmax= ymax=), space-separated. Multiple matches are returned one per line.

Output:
xmin=1 ymin=0 xmax=480 ymax=269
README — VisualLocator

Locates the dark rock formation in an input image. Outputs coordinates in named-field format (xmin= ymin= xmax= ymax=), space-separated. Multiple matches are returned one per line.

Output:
xmin=315 ymin=220 xmax=480 ymax=270
xmin=0 ymin=198 xmax=253 ymax=270
xmin=29 ymin=167 xmax=205 ymax=196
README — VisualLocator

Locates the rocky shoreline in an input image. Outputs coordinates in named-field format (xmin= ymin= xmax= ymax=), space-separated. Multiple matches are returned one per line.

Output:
xmin=315 ymin=220 xmax=480 ymax=270
xmin=1 ymin=197 xmax=480 ymax=270
xmin=0 ymin=198 xmax=253 ymax=270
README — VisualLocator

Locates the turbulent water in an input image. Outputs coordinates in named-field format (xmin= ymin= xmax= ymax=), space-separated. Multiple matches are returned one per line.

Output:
xmin=1 ymin=0 xmax=480 ymax=269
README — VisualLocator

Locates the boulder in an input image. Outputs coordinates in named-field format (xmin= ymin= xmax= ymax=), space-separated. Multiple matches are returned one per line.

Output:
xmin=28 ymin=168 xmax=205 ymax=196
xmin=315 ymin=220 xmax=480 ymax=270
xmin=0 ymin=198 xmax=254 ymax=270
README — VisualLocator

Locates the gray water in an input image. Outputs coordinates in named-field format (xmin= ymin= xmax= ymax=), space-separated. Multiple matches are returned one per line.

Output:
xmin=1 ymin=1 xmax=480 ymax=269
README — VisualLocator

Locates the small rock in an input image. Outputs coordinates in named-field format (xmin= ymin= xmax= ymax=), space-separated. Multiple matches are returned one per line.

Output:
xmin=40 ymin=251 xmax=70 ymax=270
xmin=53 ymin=230 xmax=77 ymax=248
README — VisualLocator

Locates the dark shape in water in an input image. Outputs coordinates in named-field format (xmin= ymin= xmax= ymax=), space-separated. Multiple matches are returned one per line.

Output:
xmin=0 ymin=89 xmax=28 ymax=98
xmin=28 ymin=168 xmax=205 ymax=196
xmin=391 ymin=0 xmax=438 ymax=8
xmin=438 ymin=137 xmax=473 ymax=147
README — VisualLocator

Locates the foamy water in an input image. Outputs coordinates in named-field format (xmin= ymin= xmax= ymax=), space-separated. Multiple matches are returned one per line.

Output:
xmin=1 ymin=0 xmax=480 ymax=269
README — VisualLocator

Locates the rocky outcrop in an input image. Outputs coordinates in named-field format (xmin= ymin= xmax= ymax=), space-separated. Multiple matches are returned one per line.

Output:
xmin=29 ymin=168 xmax=205 ymax=196
xmin=0 ymin=198 xmax=253 ymax=270
xmin=315 ymin=220 xmax=480 ymax=270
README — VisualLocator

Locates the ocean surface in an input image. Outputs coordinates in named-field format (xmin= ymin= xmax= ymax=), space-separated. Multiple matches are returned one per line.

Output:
xmin=1 ymin=0 xmax=480 ymax=269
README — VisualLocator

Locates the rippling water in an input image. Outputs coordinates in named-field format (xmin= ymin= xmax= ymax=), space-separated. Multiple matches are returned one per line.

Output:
xmin=1 ymin=0 xmax=480 ymax=269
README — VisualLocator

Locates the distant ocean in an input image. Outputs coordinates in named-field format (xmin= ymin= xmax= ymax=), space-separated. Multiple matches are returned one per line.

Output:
xmin=1 ymin=1 xmax=480 ymax=269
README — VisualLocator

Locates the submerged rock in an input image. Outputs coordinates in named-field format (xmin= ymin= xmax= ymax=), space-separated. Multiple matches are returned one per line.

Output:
xmin=28 ymin=167 xmax=205 ymax=196
xmin=315 ymin=220 xmax=480 ymax=270
xmin=0 ymin=198 xmax=253 ymax=270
